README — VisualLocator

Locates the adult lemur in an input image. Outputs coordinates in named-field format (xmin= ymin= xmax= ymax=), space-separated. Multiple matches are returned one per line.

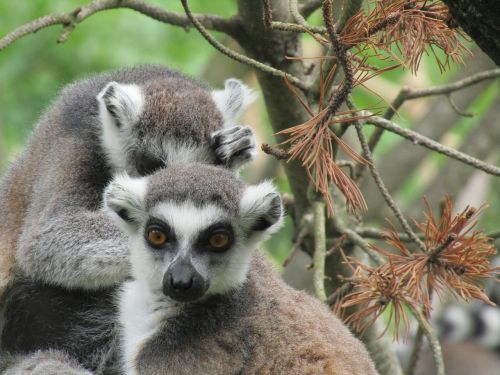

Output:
xmin=0 ymin=65 xmax=255 ymax=295
xmin=0 ymin=66 xmax=255 ymax=373
xmin=102 ymin=164 xmax=379 ymax=375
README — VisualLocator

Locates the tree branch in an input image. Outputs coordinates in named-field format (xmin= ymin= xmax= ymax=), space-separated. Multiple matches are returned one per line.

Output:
xmin=364 ymin=114 xmax=500 ymax=177
xmin=349 ymin=102 xmax=427 ymax=251
xmin=0 ymin=0 xmax=242 ymax=50
xmin=413 ymin=308 xmax=446 ymax=375
xmin=366 ymin=68 xmax=500 ymax=154
xmin=300 ymin=0 xmax=323 ymax=19
xmin=181 ymin=0 xmax=306 ymax=90
xmin=313 ymin=200 xmax=328 ymax=302
xmin=407 ymin=324 xmax=425 ymax=375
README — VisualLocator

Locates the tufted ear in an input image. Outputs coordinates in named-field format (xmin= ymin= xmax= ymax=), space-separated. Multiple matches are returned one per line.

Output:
xmin=240 ymin=181 xmax=283 ymax=237
xmin=211 ymin=79 xmax=256 ymax=126
xmin=97 ymin=82 xmax=144 ymax=129
xmin=97 ymin=82 xmax=144 ymax=170
xmin=103 ymin=173 xmax=148 ymax=234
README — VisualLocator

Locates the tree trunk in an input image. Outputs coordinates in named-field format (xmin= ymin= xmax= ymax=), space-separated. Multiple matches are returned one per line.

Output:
xmin=442 ymin=0 xmax=500 ymax=65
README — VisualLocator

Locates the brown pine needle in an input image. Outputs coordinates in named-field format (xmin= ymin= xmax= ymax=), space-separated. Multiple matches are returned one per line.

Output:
xmin=339 ymin=196 xmax=499 ymax=341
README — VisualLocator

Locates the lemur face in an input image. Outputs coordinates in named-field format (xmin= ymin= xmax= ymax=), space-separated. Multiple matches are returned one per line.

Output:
xmin=104 ymin=164 xmax=282 ymax=302
xmin=97 ymin=78 xmax=256 ymax=176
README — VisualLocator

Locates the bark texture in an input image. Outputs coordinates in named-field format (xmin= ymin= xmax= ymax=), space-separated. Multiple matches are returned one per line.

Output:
xmin=442 ymin=0 xmax=500 ymax=65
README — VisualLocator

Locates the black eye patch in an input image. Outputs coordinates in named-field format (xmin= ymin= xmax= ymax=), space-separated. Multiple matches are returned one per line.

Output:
xmin=135 ymin=153 xmax=165 ymax=176
xmin=196 ymin=222 xmax=234 ymax=253
xmin=144 ymin=218 xmax=176 ymax=248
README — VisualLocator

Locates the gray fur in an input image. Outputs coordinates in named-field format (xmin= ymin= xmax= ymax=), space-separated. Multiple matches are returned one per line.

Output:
xmin=0 ymin=66 xmax=256 ymax=373
xmin=0 ymin=65 xmax=255 ymax=292
xmin=0 ymin=350 xmax=92 ymax=375
xmin=144 ymin=164 xmax=245 ymax=213
xmin=105 ymin=164 xmax=378 ymax=375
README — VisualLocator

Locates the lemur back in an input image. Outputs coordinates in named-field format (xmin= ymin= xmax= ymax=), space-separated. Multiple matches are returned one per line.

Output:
xmin=103 ymin=164 xmax=379 ymax=375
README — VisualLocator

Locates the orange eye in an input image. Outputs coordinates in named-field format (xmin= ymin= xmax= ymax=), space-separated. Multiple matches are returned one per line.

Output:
xmin=147 ymin=229 xmax=168 ymax=247
xmin=208 ymin=233 xmax=230 ymax=250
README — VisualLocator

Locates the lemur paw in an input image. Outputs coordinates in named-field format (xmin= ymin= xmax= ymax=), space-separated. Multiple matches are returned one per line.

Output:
xmin=211 ymin=125 xmax=256 ymax=170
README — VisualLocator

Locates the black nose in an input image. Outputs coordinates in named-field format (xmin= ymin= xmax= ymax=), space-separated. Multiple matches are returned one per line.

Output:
xmin=162 ymin=259 xmax=209 ymax=302
xmin=169 ymin=272 xmax=193 ymax=292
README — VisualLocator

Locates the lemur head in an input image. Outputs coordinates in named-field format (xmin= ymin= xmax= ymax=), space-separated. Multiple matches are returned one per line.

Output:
xmin=104 ymin=164 xmax=282 ymax=302
xmin=97 ymin=77 xmax=255 ymax=176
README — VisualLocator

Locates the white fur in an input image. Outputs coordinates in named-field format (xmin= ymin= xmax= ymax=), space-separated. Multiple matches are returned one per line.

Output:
xmin=475 ymin=306 xmax=500 ymax=348
xmin=152 ymin=202 xmax=226 ymax=249
xmin=240 ymin=180 xmax=283 ymax=238
xmin=211 ymin=79 xmax=256 ymax=127
xmin=103 ymin=173 xmax=148 ymax=234
xmin=119 ymin=280 xmax=180 ymax=375
xmin=158 ymin=139 xmax=214 ymax=167
xmin=97 ymin=82 xmax=144 ymax=171
xmin=439 ymin=305 xmax=473 ymax=341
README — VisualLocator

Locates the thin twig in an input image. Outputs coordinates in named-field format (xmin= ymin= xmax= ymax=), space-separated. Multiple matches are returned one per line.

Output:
xmin=289 ymin=0 xmax=309 ymax=27
xmin=0 ymin=0 xmax=241 ymax=50
xmin=412 ymin=308 xmax=446 ymax=375
xmin=348 ymin=101 xmax=427 ymax=251
xmin=300 ymin=0 xmax=324 ymax=19
xmin=406 ymin=325 xmax=425 ymax=375
xmin=327 ymin=281 xmax=353 ymax=305
xmin=355 ymin=227 xmax=417 ymax=242
xmin=261 ymin=0 xmax=326 ymax=38
xmin=181 ymin=0 xmax=306 ymax=90
xmin=428 ymin=234 xmax=457 ymax=262
xmin=313 ymin=200 xmax=328 ymax=302
xmin=330 ymin=216 xmax=385 ymax=266
xmin=363 ymin=114 xmax=500 ymax=177
xmin=322 ymin=0 xmax=354 ymax=121
xmin=261 ymin=143 xmax=289 ymax=160
xmin=367 ymin=68 xmax=500 ymax=153
xmin=283 ymin=224 xmax=309 ymax=267
xmin=447 ymin=94 xmax=474 ymax=117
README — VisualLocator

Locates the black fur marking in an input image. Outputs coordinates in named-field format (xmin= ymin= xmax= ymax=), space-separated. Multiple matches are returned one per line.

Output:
xmin=1 ymin=279 xmax=119 ymax=373
xmin=117 ymin=208 xmax=132 ymax=222
xmin=472 ymin=311 xmax=487 ymax=339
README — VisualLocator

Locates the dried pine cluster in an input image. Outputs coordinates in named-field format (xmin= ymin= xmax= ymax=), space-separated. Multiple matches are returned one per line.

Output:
xmin=280 ymin=0 xmax=469 ymax=214
xmin=342 ymin=0 xmax=470 ymax=72
xmin=338 ymin=198 xmax=498 ymax=339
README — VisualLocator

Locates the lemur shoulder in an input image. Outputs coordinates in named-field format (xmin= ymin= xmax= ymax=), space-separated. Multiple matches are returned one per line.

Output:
xmin=104 ymin=164 xmax=379 ymax=375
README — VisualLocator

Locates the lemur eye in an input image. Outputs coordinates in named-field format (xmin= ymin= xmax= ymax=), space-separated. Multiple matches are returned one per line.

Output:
xmin=208 ymin=231 xmax=231 ymax=251
xmin=147 ymin=229 xmax=168 ymax=248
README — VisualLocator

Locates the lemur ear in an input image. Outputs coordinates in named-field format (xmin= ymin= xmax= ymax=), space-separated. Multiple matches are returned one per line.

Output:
xmin=97 ymin=82 xmax=144 ymax=129
xmin=240 ymin=181 xmax=283 ymax=235
xmin=212 ymin=79 xmax=256 ymax=126
xmin=103 ymin=174 xmax=148 ymax=233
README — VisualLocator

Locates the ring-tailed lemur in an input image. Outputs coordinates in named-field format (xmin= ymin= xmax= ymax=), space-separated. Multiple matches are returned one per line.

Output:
xmin=396 ymin=255 xmax=500 ymax=370
xmin=0 ymin=65 xmax=256 ymax=295
xmin=433 ymin=255 xmax=500 ymax=352
xmin=0 ymin=66 xmax=256 ymax=373
xmin=102 ymin=164 xmax=379 ymax=375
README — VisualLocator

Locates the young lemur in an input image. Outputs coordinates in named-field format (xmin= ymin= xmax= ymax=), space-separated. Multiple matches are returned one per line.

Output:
xmin=0 ymin=66 xmax=255 ymax=372
xmin=102 ymin=163 xmax=379 ymax=375
xmin=0 ymin=65 xmax=255 ymax=295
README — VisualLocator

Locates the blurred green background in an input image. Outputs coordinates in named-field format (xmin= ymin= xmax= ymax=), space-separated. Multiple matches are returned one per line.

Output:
xmin=1 ymin=1 xmax=498 ymax=267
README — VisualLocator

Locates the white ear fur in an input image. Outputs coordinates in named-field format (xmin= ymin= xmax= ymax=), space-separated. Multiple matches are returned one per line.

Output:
xmin=97 ymin=82 xmax=144 ymax=128
xmin=211 ymin=79 xmax=256 ymax=127
xmin=97 ymin=82 xmax=144 ymax=171
xmin=240 ymin=181 xmax=283 ymax=236
xmin=103 ymin=173 xmax=148 ymax=234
